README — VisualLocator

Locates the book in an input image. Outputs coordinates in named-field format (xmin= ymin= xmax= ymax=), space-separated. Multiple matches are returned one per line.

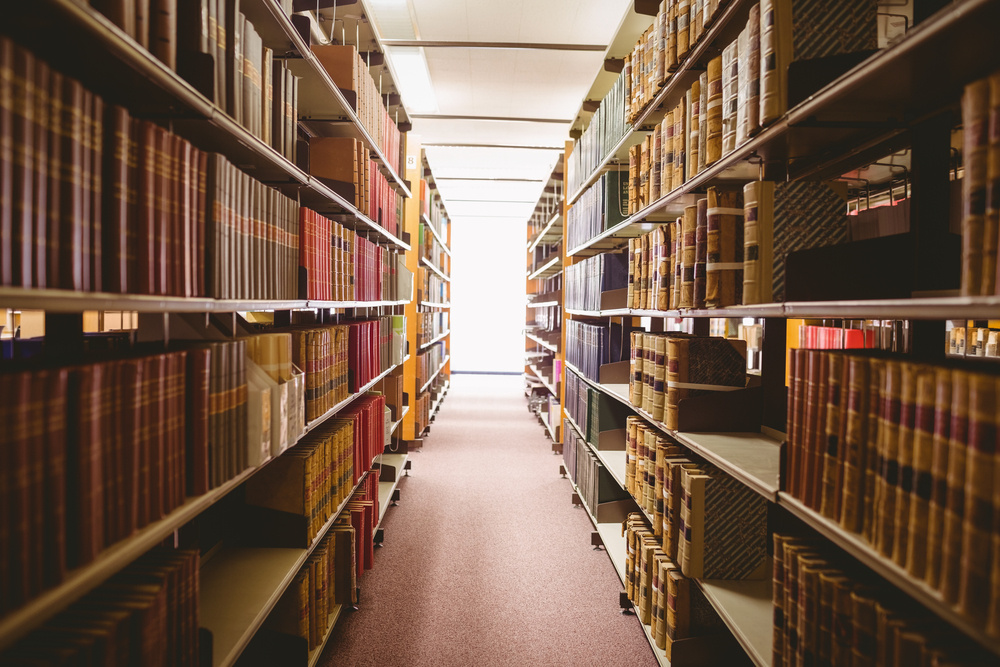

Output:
xmin=665 ymin=336 xmax=747 ymax=431
xmin=962 ymin=78 xmax=991 ymax=296
xmin=705 ymin=187 xmax=743 ymax=308
xmin=741 ymin=180 xmax=774 ymax=305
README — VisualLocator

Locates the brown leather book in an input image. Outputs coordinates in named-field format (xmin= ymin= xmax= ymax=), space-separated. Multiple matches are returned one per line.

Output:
xmin=800 ymin=350 xmax=822 ymax=505
xmin=939 ymin=369 xmax=969 ymax=603
xmin=225 ymin=0 xmax=243 ymax=122
xmin=873 ymin=361 xmax=902 ymax=557
xmin=57 ymin=76 xmax=85 ymax=291
xmin=136 ymin=120 xmax=156 ymax=294
xmin=135 ymin=0 xmax=151 ymax=48
xmin=89 ymin=93 xmax=103 ymax=292
xmin=819 ymin=353 xmax=846 ymax=520
xmin=693 ymin=197 xmax=707 ymax=308
xmin=150 ymin=0 xmax=177 ymax=70
xmin=903 ymin=366 xmax=937 ymax=579
xmin=186 ymin=348 xmax=211 ymax=497
xmin=69 ymin=364 xmax=106 ymax=568
xmin=90 ymin=0 xmax=137 ymax=37
xmin=0 ymin=38 xmax=14 ymax=286
xmin=102 ymin=105 xmax=130 ymax=293
xmin=31 ymin=59 xmax=51 ymax=289
xmin=891 ymin=363 xmax=927 ymax=568
xmin=11 ymin=45 xmax=35 ymax=287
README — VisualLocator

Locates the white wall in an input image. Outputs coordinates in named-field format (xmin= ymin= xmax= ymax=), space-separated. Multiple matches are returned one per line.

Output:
xmin=449 ymin=217 xmax=526 ymax=372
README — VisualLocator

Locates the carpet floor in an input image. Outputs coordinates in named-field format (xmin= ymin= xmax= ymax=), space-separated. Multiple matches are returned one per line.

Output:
xmin=316 ymin=373 xmax=658 ymax=667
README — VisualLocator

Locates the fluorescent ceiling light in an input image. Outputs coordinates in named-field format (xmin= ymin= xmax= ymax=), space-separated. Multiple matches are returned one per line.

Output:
xmin=387 ymin=46 xmax=438 ymax=114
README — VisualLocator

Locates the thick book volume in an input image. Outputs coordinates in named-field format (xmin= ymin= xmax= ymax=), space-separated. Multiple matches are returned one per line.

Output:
xmin=312 ymin=45 xmax=403 ymax=174
xmin=704 ymin=187 xmax=744 ymax=308
xmin=245 ymin=417 xmax=354 ymax=546
xmin=772 ymin=532 xmax=994 ymax=667
xmin=566 ymin=169 xmax=629 ymax=250
xmin=785 ymin=351 xmax=1000 ymax=636
xmin=735 ymin=4 xmax=761 ymax=147
xmin=962 ymin=75 xmax=992 ymax=296
xmin=0 ymin=548 xmax=200 ymax=665
xmin=565 ymin=319 xmax=633 ymax=383
xmin=665 ymin=336 xmax=747 ymax=431
xmin=564 ymin=249 xmax=628 ymax=311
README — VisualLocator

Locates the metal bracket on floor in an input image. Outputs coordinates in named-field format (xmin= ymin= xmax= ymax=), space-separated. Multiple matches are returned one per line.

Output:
xmin=374 ymin=528 xmax=384 ymax=548
xmin=391 ymin=489 xmax=401 ymax=506
xmin=559 ymin=464 xmax=567 ymax=479
xmin=591 ymin=531 xmax=604 ymax=551
xmin=571 ymin=492 xmax=582 ymax=507
xmin=403 ymin=459 xmax=412 ymax=476
xmin=619 ymin=591 xmax=634 ymax=615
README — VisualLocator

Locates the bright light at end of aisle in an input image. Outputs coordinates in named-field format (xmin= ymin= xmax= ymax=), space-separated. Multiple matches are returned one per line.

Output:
xmin=388 ymin=46 xmax=438 ymax=114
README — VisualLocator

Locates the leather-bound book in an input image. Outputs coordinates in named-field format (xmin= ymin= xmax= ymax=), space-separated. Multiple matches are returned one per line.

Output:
xmin=924 ymin=367 xmax=953 ymax=589
xmin=786 ymin=348 xmax=803 ymax=498
xmin=655 ymin=224 xmax=672 ymax=310
xmin=679 ymin=204 xmax=697 ymax=308
xmin=741 ymin=180 xmax=774 ymax=305
xmin=697 ymin=72 xmax=708 ymax=174
xmin=819 ymin=353 xmax=846 ymax=519
xmin=686 ymin=80 xmax=700 ymax=182
xmin=891 ymin=363 xmax=929 ymax=567
xmin=873 ymin=361 xmax=903 ymax=557
xmin=839 ymin=356 xmax=872 ymax=533
xmin=673 ymin=100 xmax=685 ymax=187
xmin=735 ymin=5 xmax=760 ymax=146
xmin=705 ymin=187 xmax=744 ymax=307
xmin=939 ymin=369 xmax=969 ymax=602
xmin=903 ymin=366 xmax=937 ymax=578
xmin=676 ymin=0 xmax=690 ymax=59
xmin=800 ymin=350 xmax=823 ymax=506
xmin=861 ymin=358 xmax=886 ymax=542
xmin=721 ymin=39 xmax=739 ymax=155
xmin=849 ymin=588 xmax=878 ymax=667
xmin=705 ymin=55 xmax=722 ymax=166
xmin=985 ymin=72 xmax=1000 ymax=295
xmin=963 ymin=78 xmax=991 ymax=295
xmin=666 ymin=336 xmax=746 ymax=431
xmin=90 ymin=0 xmax=137 ymax=36
xmin=665 ymin=1 xmax=677 ymax=71
xmin=150 ymin=0 xmax=177 ymax=71
xmin=652 ymin=335 xmax=668 ymax=422
xmin=68 ymin=364 xmax=106 ymax=568
xmin=693 ymin=197 xmax=707 ymax=308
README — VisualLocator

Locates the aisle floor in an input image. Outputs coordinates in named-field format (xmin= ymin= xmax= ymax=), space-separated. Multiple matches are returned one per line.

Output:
xmin=317 ymin=373 xmax=658 ymax=667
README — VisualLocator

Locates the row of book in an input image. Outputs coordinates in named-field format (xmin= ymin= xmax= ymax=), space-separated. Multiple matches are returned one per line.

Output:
xmin=298 ymin=208 xmax=404 ymax=302
xmin=961 ymin=70 xmax=1000 ymax=296
xmin=89 ymin=0 xmax=301 ymax=162
xmin=0 ymin=341 xmax=261 ymax=612
xmin=563 ymin=423 xmax=629 ymax=512
xmin=797 ymin=324 xmax=876 ymax=350
xmin=623 ymin=514 xmax=730 ymax=658
xmin=772 ymin=533 xmax=994 ymax=667
xmin=565 ymin=170 xmax=628 ymax=251
xmin=949 ymin=325 xmax=1000 ymax=358
xmin=421 ymin=222 xmax=450 ymax=276
xmin=565 ymin=250 xmax=628 ymax=312
xmin=624 ymin=0 xmax=725 ymax=125
xmin=309 ymin=137 xmax=402 ymax=239
xmin=420 ymin=268 xmax=447 ymax=305
xmin=566 ymin=69 xmax=628 ymax=195
xmin=629 ymin=332 xmax=747 ymax=430
xmin=417 ymin=343 xmax=446 ymax=390
xmin=417 ymin=312 xmax=449 ymax=346
xmin=620 ymin=0 xmax=875 ymax=211
xmin=564 ymin=369 xmax=626 ymax=451
xmin=313 ymin=45 xmax=403 ymax=176
xmin=565 ymin=319 xmax=630 ymax=384
xmin=1 ymin=548 xmax=200 ymax=666
xmin=785 ymin=350 xmax=1000 ymax=636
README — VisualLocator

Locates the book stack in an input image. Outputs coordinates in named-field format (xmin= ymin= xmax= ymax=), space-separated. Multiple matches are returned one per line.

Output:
xmin=960 ymin=70 xmax=1000 ymax=296
xmin=623 ymin=513 xmax=727 ymax=657
xmin=339 ymin=396 xmax=387 ymax=486
xmin=264 ymin=518 xmax=356 ymax=652
xmin=309 ymin=137 xmax=403 ymax=238
xmin=244 ymin=418 xmax=355 ymax=546
xmin=564 ymin=249 xmax=629 ymax=311
xmin=312 ymin=45 xmax=403 ymax=174
xmin=1 ymin=548 xmax=200 ymax=664
xmin=567 ymin=69 xmax=629 ymax=195
xmin=344 ymin=473 xmax=379 ymax=578
xmin=206 ymin=153 xmax=301 ymax=300
xmin=414 ymin=391 xmax=431 ymax=436
xmin=417 ymin=312 xmax=450 ymax=346
xmin=299 ymin=207 xmax=396 ymax=302
xmin=570 ymin=434 xmax=630 ymax=512
xmin=417 ymin=342 xmax=446 ymax=390
xmin=625 ymin=417 xmax=681 ymax=531
xmin=420 ymin=268 xmax=447 ymax=305
xmin=797 ymin=324 xmax=876 ymax=350
xmin=563 ymin=418 xmax=581 ymax=481
xmin=629 ymin=332 xmax=746 ymax=429
xmin=421 ymin=223 xmax=450 ymax=275
xmin=772 ymin=533 xmax=995 ymax=667
xmin=345 ymin=319 xmax=390 ymax=392
xmin=281 ymin=324 xmax=350 ymax=422
xmin=565 ymin=319 xmax=632 ymax=383
xmin=89 ymin=1 xmax=300 ymax=161
xmin=566 ymin=170 xmax=629 ymax=251
xmin=784 ymin=351 xmax=1000 ymax=636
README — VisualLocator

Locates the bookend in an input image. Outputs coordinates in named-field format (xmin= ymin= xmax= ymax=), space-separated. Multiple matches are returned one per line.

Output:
xmin=674 ymin=386 xmax=764 ymax=433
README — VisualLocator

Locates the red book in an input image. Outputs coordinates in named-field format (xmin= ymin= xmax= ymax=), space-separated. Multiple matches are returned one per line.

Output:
xmin=87 ymin=90 xmax=103 ymax=292
xmin=42 ymin=368 xmax=68 ymax=587
xmin=102 ymin=105 xmax=130 ymax=293
xmin=150 ymin=354 xmax=168 ymax=522
xmin=0 ymin=38 xmax=14 ymax=285
xmin=12 ymin=44 xmax=34 ymax=287
xmin=187 ymin=348 xmax=211 ymax=496
xmin=195 ymin=149 xmax=207 ymax=296
xmin=155 ymin=125 xmax=170 ymax=295
xmin=31 ymin=59 xmax=49 ymax=289
xmin=70 ymin=363 xmax=105 ymax=567
xmin=119 ymin=359 xmax=142 ymax=540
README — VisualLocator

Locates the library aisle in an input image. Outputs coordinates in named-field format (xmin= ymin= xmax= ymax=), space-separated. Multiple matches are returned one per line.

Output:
xmin=318 ymin=374 xmax=657 ymax=667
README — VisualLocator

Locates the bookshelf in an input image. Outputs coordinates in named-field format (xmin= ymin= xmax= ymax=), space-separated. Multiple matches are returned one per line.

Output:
xmin=525 ymin=157 xmax=566 ymax=446
xmin=0 ymin=0 xmax=438 ymax=663
xmin=556 ymin=0 xmax=1000 ymax=664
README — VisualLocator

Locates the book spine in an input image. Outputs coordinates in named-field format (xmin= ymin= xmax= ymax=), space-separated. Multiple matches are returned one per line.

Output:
xmin=693 ymin=197 xmax=707 ymax=308
xmin=939 ymin=369 xmax=969 ymax=603
xmin=962 ymin=78 xmax=990 ymax=295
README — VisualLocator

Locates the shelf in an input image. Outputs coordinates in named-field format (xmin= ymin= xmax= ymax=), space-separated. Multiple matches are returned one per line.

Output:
xmin=420 ymin=256 xmax=451 ymax=282
xmin=778 ymin=493 xmax=1000 ymax=657
xmin=307 ymin=603 xmax=345 ymax=667
xmin=307 ymin=299 xmax=410 ymax=310
xmin=304 ymin=362 xmax=403 ymax=435
xmin=376 ymin=453 xmax=408 ymax=527
xmin=419 ymin=301 xmax=452 ymax=309
xmin=388 ymin=405 xmax=411 ymax=439
xmin=429 ymin=380 xmax=450 ymax=420
xmin=565 ymin=413 xmax=628 ymax=489
xmin=527 ymin=364 xmax=559 ymax=398
xmin=525 ymin=332 xmax=559 ymax=353
xmin=527 ymin=212 xmax=564 ymax=253
xmin=565 ymin=362 xmax=781 ymax=501
xmin=567 ymin=0 xmax=752 ymax=206
xmin=421 ymin=215 xmax=452 ymax=257
xmin=244 ymin=1 xmax=411 ymax=198
xmin=527 ymin=255 xmax=563 ymax=281
xmin=0 ymin=463 xmax=260 ymax=652
xmin=419 ymin=330 xmax=451 ymax=351
xmin=419 ymin=355 xmax=451 ymax=394
xmin=7 ymin=0 xmax=409 ymax=252
xmin=566 ymin=304 xmax=782 ymax=319
xmin=540 ymin=412 xmax=559 ymax=443
xmin=526 ymin=300 xmax=560 ymax=309
xmin=302 ymin=176 xmax=412 ymax=251
xmin=200 ymin=471 xmax=371 ymax=667
xmin=696 ymin=579 xmax=773 ymax=667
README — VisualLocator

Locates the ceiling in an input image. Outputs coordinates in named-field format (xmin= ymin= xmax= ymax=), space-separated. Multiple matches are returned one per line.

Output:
xmin=362 ymin=0 xmax=632 ymax=226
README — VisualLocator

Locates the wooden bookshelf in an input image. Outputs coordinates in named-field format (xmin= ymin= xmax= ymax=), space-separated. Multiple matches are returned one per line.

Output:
xmin=376 ymin=453 xmax=409 ymax=527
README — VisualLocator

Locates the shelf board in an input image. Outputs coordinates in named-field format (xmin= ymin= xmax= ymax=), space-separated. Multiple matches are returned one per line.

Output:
xmin=697 ymin=578 xmax=773 ymax=667
xmin=778 ymin=493 xmax=1000 ymax=657
xmin=304 ymin=362 xmax=403 ymax=435
xmin=419 ymin=330 xmax=451 ymax=351
xmin=527 ymin=255 xmax=563 ymax=281
xmin=420 ymin=256 xmax=451 ymax=282
xmin=428 ymin=380 xmax=450 ymax=420
xmin=376 ymin=453 xmax=408 ymax=527
xmin=307 ymin=603 xmax=345 ymax=667
xmin=526 ymin=300 xmax=561 ymax=309
xmin=306 ymin=299 xmax=409 ymax=310
xmin=200 ymin=471 xmax=370 ymax=667
xmin=540 ymin=412 xmax=559 ymax=442
xmin=387 ymin=405 xmax=411 ymax=439
xmin=565 ymin=362 xmax=780 ymax=500
xmin=419 ymin=301 xmax=452 ymax=309
xmin=0 ymin=463 xmax=259 ymax=652
xmin=419 ymin=355 xmax=451 ymax=394
xmin=302 ymin=176 xmax=411 ymax=251
xmin=525 ymin=332 xmax=559 ymax=353
xmin=421 ymin=215 xmax=452 ymax=257
xmin=527 ymin=364 xmax=559 ymax=398
xmin=527 ymin=212 xmax=564 ymax=252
